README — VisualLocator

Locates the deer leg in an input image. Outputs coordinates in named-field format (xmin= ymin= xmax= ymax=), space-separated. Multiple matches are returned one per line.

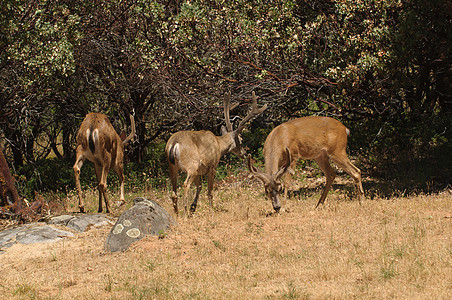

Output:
xmin=330 ymin=152 xmax=365 ymax=203
xmin=207 ymin=169 xmax=216 ymax=209
xmin=283 ymin=172 xmax=292 ymax=200
xmin=93 ymin=163 xmax=103 ymax=212
xmin=283 ymin=166 xmax=293 ymax=201
xmin=314 ymin=153 xmax=336 ymax=208
xmin=283 ymin=160 xmax=296 ymax=200
xmin=169 ymin=164 xmax=179 ymax=214
xmin=190 ymin=176 xmax=202 ymax=213
xmin=114 ymin=164 xmax=126 ymax=207
xmin=73 ymin=149 xmax=85 ymax=213
xmin=99 ymin=158 xmax=111 ymax=213
xmin=183 ymin=174 xmax=196 ymax=216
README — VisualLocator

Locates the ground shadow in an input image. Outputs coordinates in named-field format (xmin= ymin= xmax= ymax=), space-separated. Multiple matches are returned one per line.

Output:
xmin=285 ymin=177 xmax=450 ymax=202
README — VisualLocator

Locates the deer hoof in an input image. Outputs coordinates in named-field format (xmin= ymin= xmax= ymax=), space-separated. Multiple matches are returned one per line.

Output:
xmin=116 ymin=200 xmax=126 ymax=207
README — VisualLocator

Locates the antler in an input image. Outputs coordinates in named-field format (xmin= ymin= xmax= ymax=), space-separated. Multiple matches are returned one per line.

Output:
xmin=247 ymin=154 xmax=270 ymax=184
xmin=223 ymin=91 xmax=233 ymax=132
xmin=247 ymin=148 xmax=291 ymax=184
xmin=275 ymin=148 xmax=292 ymax=180
xmin=235 ymin=91 xmax=268 ymax=134
xmin=122 ymin=114 xmax=136 ymax=146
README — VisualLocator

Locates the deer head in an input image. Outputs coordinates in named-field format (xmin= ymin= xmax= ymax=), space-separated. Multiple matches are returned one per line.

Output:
xmin=220 ymin=91 xmax=267 ymax=158
xmin=247 ymin=148 xmax=291 ymax=212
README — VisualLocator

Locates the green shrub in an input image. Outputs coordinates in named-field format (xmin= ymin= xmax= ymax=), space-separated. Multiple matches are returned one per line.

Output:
xmin=16 ymin=158 xmax=97 ymax=200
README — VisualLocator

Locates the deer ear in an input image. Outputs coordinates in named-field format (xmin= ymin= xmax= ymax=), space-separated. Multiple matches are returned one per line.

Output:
xmin=221 ymin=125 xmax=228 ymax=135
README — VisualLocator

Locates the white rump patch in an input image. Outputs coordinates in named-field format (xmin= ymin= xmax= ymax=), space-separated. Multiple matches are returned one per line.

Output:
xmin=85 ymin=128 xmax=91 ymax=145
xmin=93 ymin=128 xmax=99 ymax=143
xmin=173 ymin=143 xmax=180 ymax=158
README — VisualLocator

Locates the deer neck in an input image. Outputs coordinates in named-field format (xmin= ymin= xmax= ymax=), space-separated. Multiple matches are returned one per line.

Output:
xmin=216 ymin=132 xmax=236 ymax=157
xmin=264 ymin=148 xmax=281 ymax=176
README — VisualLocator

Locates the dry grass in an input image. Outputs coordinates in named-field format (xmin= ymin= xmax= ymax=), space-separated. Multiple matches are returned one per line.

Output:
xmin=1 ymin=175 xmax=451 ymax=299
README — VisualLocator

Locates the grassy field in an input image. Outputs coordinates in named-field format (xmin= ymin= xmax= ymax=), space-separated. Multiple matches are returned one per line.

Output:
xmin=1 ymin=173 xmax=451 ymax=299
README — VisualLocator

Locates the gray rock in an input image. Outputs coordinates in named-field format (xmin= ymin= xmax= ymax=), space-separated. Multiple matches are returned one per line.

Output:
xmin=0 ymin=224 xmax=74 ymax=251
xmin=66 ymin=214 xmax=114 ymax=232
xmin=15 ymin=225 xmax=74 ymax=244
xmin=48 ymin=215 xmax=76 ymax=226
xmin=0 ymin=226 xmax=28 ymax=248
xmin=105 ymin=197 xmax=176 ymax=252
xmin=0 ymin=214 xmax=115 ymax=254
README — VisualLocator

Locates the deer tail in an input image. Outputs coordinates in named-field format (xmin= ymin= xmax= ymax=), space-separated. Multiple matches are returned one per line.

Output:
xmin=168 ymin=143 xmax=179 ymax=165
xmin=87 ymin=128 xmax=98 ymax=153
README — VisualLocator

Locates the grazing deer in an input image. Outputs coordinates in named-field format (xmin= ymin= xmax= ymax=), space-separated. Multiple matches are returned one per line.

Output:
xmin=73 ymin=113 xmax=135 ymax=213
xmin=166 ymin=92 xmax=267 ymax=215
xmin=247 ymin=116 xmax=365 ymax=212
xmin=0 ymin=147 xmax=21 ymax=213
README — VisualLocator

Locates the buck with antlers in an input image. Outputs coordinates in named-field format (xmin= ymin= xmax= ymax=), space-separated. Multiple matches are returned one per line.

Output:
xmin=247 ymin=116 xmax=365 ymax=212
xmin=166 ymin=92 xmax=267 ymax=215
xmin=73 ymin=113 xmax=135 ymax=213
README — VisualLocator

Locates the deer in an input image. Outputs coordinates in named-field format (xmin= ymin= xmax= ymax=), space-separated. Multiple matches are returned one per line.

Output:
xmin=247 ymin=116 xmax=365 ymax=212
xmin=73 ymin=113 xmax=135 ymax=213
xmin=0 ymin=147 xmax=21 ymax=213
xmin=166 ymin=92 xmax=267 ymax=215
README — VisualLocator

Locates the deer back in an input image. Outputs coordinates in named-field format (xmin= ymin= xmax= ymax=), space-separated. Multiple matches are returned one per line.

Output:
xmin=263 ymin=116 xmax=349 ymax=174
xmin=76 ymin=113 xmax=123 ymax=161
xmin=166 ymin=130 xmax=222 ymax=174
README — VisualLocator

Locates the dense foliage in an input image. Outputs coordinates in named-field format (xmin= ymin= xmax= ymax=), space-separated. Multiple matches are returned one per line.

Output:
xmin=0 ymin=0 xmax=450 ymax=198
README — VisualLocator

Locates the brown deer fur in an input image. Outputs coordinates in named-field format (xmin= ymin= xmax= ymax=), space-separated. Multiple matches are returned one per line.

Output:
xmin=73 ymin=113 xmax=135 ymax=213
xmin=248 ymin=116 xmax=365 ymax=212
xmin=166 ymin=92 xmax=267 ymax=215
xmin=0 ymin=147 xmax=21 ymax=212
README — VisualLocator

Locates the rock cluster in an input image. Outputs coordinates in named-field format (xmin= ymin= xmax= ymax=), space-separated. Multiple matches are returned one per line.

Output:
xmin=0 ymin=197 xmax=175 ymax=254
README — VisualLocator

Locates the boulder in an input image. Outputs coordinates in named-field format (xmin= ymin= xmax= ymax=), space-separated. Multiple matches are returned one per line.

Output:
xmin=0 ymin=214 xmax=115 ymax=254
xmin=105 ymin=197 xmax=176 ymax=252
xmin=47 ymin=214 xmax=76 ymax=226
xmin=0 ymin=224 xmax=74 ymax=250
xmin=48 ymin=214 xmax=115 ymax=232
xmin=0 ymin=226 xmax=28 ymax=249
xmin=15 ymin=225 xmax=74 ymax=245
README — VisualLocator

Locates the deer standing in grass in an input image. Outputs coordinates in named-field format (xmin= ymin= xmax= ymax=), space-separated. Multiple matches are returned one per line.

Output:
xmin=166 ymin=92 xmax=267 ymax=215
xmin=73 ymin=113 xmax=135 ymax=213
xmin=247 ymin=116 xmax=365 ymax=212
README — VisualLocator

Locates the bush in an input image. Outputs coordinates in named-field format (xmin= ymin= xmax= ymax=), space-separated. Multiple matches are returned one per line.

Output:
xmin=346 ymin=113 xmax=451 ymax=193
xmin=16 ymin=158 xmax=95 ymax=200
